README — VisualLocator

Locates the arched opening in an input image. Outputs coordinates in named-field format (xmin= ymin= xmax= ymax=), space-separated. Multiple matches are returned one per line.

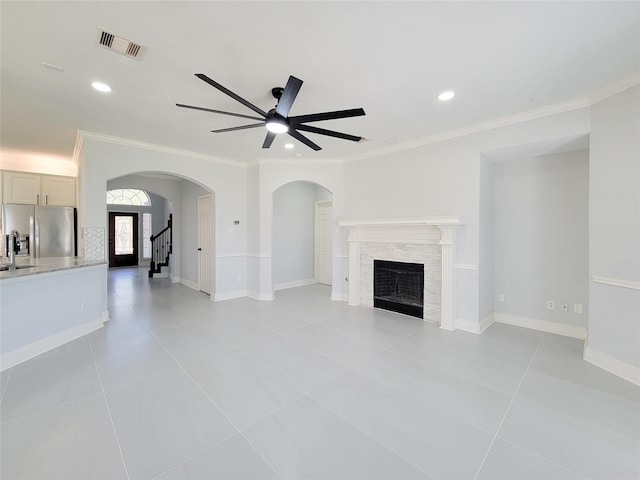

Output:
xmin=272 ymin=181 xmax=333 ymax=296
xmin=104 ymin=172 xmax=215 ymax=296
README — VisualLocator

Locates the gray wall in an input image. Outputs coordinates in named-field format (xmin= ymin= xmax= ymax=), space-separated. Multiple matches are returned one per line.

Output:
xmin=588 ymin=85 xmax=640 ymax=368
xmin=272 ymin=181 xmax=331 ymax=287
xmin=493 ymin=150 xmax=589 ymax=327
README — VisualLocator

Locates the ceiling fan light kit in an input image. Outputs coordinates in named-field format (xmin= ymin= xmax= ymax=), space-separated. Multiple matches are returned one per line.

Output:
xmin=264 ymin=113 xmax=289 ymax=134
xmin=177 ymin=74 xmax=366 ymax=151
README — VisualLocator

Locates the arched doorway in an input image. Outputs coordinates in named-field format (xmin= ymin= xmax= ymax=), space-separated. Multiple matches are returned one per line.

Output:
xmin=272 ymin=181 xmax=332 ymax=293
xmin=105 ymin=172 xmax=215 ymax=295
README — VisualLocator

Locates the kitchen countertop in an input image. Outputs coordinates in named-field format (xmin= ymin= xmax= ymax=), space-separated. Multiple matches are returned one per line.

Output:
xmin=0 ymin=257 xmax=106 ymax=280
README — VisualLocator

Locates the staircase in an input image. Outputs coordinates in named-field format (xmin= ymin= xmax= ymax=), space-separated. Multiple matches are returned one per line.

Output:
xmin=148 ymin=214 xmax=172 ymax=278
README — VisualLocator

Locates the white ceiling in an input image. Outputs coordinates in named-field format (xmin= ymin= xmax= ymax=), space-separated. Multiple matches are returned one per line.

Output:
xmin=1 ymin=1 xmax=638 ymax=164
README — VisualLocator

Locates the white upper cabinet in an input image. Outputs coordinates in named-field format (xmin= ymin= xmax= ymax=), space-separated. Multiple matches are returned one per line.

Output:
xmin=2 ymin=171 xmax=76 ymax=206
xmin=40 ymin=175 xmax=76 ymax=206
xmin=3 ymin=171 xmax=41 ymax=205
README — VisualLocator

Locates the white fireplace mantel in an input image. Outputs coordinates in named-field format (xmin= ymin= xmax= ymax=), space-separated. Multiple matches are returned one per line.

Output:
xmin=338 ymin=216 xmax=465 ymax=330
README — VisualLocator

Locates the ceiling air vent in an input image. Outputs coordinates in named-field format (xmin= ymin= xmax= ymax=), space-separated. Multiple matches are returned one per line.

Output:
xmin=96 ymin=29 xmax=145 ymax=60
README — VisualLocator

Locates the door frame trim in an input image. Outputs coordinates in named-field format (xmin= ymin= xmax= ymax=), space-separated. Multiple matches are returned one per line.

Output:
xmin=108 ymin=211 xmax=139 ymax=268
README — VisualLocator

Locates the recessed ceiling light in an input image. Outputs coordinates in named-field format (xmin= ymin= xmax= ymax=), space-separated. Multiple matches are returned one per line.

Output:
xmin=91 ymin=81 xmax=111 ymax=93
xmin=284 ymin=143 xmax=294 ymax=149
xmin=385 ymin=138 xmax=397 ymax=144
xmin=437 ymin=90 xmax=455 ymax=102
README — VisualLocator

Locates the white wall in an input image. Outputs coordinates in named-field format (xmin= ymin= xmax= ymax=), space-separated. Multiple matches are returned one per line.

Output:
xmin=587 ymin=85 xmax=640 ymax=375
xmin=77 ymin=135 xmax=247 ymax=298
xmin=253 ymin=160 xmax=345 ymax=300
xmin=478 ymin=155 xmax=494 ymax=321
xmin=493 ymin=150 xmax=589 ymax=329
xmin=272 ymin=181 xmax=331 ymax=287
xmin=344 ymin=107 xmax=591 ymax=329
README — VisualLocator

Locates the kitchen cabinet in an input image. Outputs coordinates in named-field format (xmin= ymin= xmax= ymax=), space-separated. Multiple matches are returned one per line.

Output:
xmin=2 ymin=171 xmax=76 ymax=206
xmin=41 ymin=175 xmax=76 ymax=206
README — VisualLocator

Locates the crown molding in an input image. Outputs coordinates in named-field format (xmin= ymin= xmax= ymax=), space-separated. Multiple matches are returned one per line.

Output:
xmin=256 ymin=157 xmax=344 ymax=166
xmin=588 ymin=73 xmax=640 ymax=105
xmin=76 ymin=130 xmax=246 ymax=168
xmin=74 ymin=74 xmax=638 ymax=168
xmin=343 ymin=97 xmax=590 ymax=163
xmin=72 ymin=130 xmax=84 ymax=165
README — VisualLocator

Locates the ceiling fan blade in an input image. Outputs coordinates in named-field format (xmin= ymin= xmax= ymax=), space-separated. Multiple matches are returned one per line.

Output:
xmin=275 ymin=76 xmax=303 ymax=118
xmin=294 ymin=124 xmax=362 ymax=142
xmin=262 ymin=131 xmax=277 ymax=149
xmin=289 ymin=108 xmax=365 ymax=125
xmin=288 ymin=129 xmax=322 ymax=151
xmin=211 ymin=123 xmax=264 ymax=133
xmin=176 ymin=103 xmax=264 ymax=121
xmin=195 ymin=74 xmax=268 ymax=117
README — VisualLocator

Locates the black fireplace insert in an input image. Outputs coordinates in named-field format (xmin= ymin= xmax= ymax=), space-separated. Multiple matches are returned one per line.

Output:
xmin=373 ymin=260 xmax=424 ymax=318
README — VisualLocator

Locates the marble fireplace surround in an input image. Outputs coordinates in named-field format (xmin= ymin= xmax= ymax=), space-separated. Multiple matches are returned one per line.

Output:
xmin=339 ymin=217 xmax=464 ymax=330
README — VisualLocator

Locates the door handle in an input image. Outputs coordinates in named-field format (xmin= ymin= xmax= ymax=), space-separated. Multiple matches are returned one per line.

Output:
xmin=197 ymin=248 xmax=202 ymax=251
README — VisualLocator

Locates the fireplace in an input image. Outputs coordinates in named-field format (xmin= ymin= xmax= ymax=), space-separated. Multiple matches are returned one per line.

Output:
xmin=374 ymin=260 xmax=424 ymax=318
xmin=339 ymin=217 xmax=463 ymax=329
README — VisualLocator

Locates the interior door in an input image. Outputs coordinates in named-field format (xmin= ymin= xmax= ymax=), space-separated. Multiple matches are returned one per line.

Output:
xmin=316 ymin=201 xmax=333 ymax=285
xmin=108 ymin=212 xmax=139 ymax=268
xmin=197 ymin=194 xmax=213 ymax=294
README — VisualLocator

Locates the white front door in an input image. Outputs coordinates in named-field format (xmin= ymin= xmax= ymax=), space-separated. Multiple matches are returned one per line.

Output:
xmin=316 ymin=201 xmax=333 ymax=285
xmin=197 ymin=194 xmax=213 ymax=294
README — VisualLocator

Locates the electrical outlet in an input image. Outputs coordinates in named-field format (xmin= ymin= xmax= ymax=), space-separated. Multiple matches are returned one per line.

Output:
xmin=546 ymin=300 xmax=555 ymax=310
xmin=574 ymin=303 xmax=584 ymax=314
xmin=560 ymin=303 xmax=568 ymax=312
xmin=497 ymin=293 xmax=505 ymax=303
xmin=80 ymin=302 xmax=87 ymax=311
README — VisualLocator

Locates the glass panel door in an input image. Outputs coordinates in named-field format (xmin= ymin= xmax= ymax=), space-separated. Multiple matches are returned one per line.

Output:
xmin=108 ymin=212 xmax=139 ymax=267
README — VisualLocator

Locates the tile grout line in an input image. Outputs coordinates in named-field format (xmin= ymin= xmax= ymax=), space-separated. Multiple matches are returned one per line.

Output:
xmin=472 ymin=332 xmax=544 ymax=480
xmin=496 ymin=435 xmax=591 ymax=479
xmin=386 ymin=336 xmax=525 ymax=400
xmin=147 ymin=329 xmax=285 ymax=480
xmin=88 ymin=340 xmax=131 ymax=480
xmin=511 ymin=394 xmax=640 ymax=445
xmin=303 ymin=394 xmax=435 ymax=479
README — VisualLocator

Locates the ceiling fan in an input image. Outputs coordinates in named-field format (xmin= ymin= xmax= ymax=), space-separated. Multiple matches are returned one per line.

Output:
xmin=177 ymin=74 xmax=366 ymax=151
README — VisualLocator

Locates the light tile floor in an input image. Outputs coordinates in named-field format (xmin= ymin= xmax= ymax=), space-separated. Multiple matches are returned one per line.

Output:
xmin=1 ymin=267 xmax=639 ymax=479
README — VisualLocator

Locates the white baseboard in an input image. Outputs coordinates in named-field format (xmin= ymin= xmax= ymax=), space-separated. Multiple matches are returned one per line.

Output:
xmin=493 ymin=312 xmax=587 ymax=340
xmin=248 ymin=290 xmax=274 ymax=301
xmin=273 ymin=278 xmax=316 ymax=291
xmin=179 ymin=278 xmax=198 ymax=290
xmin=455 ymin=313 xmax=495 ymax=334
xmin=0 ymin=317 xmax=105 ymax=371
xmin=584 ymin=345 xmax=640 ymax=386
xmin=213 ymin=289 xmax=248 ymax=301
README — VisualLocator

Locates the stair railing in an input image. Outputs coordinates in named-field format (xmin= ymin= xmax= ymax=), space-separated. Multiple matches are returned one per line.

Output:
xmin=149 ymin=214 xmax=172 ymax=278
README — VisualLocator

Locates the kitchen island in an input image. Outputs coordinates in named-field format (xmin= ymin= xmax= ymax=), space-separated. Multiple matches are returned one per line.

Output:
xmin=0 ymin=257 xmax=108 ymax=370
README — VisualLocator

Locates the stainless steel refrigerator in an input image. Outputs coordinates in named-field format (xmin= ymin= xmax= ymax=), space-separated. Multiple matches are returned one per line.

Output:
xmin=2 ymin=204 xmax=76 ymax=258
